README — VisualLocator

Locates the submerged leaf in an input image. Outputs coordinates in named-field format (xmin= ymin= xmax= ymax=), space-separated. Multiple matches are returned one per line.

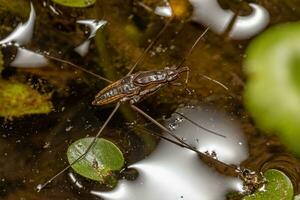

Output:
xmin=51 ymin=0 xmax=96 ymax=8
xmin=67 ymin=138 xmax=124 ymax=183
xmin=244 ymin=22 xmax=300 ymax=156
xmin=0 ymin=80 xmax=52 ymax=118
xmin=243 ymin=169 xmax=293 ymax=200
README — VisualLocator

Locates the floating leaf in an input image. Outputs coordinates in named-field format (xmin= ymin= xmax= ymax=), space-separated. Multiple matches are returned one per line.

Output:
xmin=0 ymin=80 xmax=52 ymax=118
xmin=244 ymin=22 xmax=300 ymax=156
xmin=243 ymin=169 xmax=293 ymax=200
xmin=67 ymin=137 xmax=124 ymax=183
xmin=51 ymin=0 xmax=96 ymax=8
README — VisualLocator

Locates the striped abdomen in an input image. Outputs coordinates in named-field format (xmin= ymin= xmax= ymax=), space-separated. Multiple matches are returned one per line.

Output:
xmin=133 ymin=70 xmax=167 ymax=85
xmin=92 ymin=76 xmax=138 ymax=105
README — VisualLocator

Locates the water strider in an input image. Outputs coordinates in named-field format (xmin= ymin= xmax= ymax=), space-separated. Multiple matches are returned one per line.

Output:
xmin=37 ymin=20 xmax=262 ymax=192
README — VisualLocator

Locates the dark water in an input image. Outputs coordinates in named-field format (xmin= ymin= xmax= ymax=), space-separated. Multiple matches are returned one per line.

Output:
xmin=0 ymin=0 xmax=300 ymax=199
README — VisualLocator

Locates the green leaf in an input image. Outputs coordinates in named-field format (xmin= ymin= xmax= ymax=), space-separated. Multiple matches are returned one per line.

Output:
xmin=67 ymin=138 xmax=124 ymax=183
xmin=243 ymin=169 xmax=294 ymax=200
xmin=0 ymin=80 xmax=52 ymax=118
xmin=244 ymin=22 xmax=300 ymax=156
xmin=51 ymin=0 xmax=96 ymax=8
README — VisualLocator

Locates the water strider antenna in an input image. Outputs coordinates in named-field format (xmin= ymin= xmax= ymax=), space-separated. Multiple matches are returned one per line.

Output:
xmin=175 ymin=27 xmax=229 ymax=91
xmin=176 ymin=27 xmax=210 ymax=69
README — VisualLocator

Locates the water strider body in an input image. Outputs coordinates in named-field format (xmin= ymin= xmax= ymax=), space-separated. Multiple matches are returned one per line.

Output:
xmin=38 ymin=24 xmax=262 ymax=192
xmin=93 ymin=67 xmax=189 ymax=105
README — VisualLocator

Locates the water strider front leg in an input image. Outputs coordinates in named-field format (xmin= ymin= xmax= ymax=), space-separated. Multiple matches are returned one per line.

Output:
xmin=126 ymin=19 xmax=172 ymax=75
xmin=37 ymin=102 xmax=121 ymax=191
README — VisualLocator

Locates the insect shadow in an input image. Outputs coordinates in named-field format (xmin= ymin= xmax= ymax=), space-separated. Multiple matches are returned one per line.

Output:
xmin=35 ymin=20 xmax=261 ymax=192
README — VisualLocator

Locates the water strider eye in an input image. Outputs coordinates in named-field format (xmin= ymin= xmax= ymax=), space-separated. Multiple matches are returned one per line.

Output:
xmin=167 ymin=70 xmax=175 ymax=76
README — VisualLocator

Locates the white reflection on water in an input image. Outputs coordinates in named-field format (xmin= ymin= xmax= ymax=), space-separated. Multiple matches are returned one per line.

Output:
xmin=228 ymin=4 xmax=270 ymax=40
xmin=154 ymin=6 xmax=172 ymax=17
xmin=172 ymin=106 xmax=248 ymax=165
xmin=90 ymin=105 xmax=247 ymax=200
xmin=74 ymin=20 xmax=107 ymax=56
xmin=146 ymin=0 xmax=269 ymax=40
xmin=0 ymin=3 xmax=48 ymax=68
xmin=189 ymin=0 xmax=269 ymax=40
xmin=0 ymin=3 xmax=35 ymax=45
xmin=10 ymin=47 xmax=48 ymax=68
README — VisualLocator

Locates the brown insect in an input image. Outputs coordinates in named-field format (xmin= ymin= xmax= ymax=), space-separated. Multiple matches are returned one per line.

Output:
xmin=37 ymin=22 xmax=261 ymax=192
xmin=92 ymin=66 xmax=189 ymax=105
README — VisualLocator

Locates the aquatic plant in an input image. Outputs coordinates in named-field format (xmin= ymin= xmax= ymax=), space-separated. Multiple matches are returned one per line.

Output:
xmin=51 ymin=0 xmax=96 ymax=8
xmin=0 ymin=80 xmax=53 ymax=119
xmin=244 ymin=22 xmax=300 ymax=157
xmin=243 ymin=169 xmax=293 ymax=200
xmin=67 ymin=137 xmax=124 ymax=186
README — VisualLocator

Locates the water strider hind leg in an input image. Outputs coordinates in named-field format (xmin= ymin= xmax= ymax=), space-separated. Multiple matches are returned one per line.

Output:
xmin=130 ymin=104 xmax=198 ymax=151
xmin=130 ymin=105 xmax=252 ymax=182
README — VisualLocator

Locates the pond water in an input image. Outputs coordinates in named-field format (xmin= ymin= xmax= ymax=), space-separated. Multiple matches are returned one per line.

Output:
xmin=0 ymin=0 xmax=300 ymax=199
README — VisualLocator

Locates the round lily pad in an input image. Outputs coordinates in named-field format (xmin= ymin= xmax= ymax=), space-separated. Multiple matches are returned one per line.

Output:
xmin=243 ymin=169 xmax=293 ymax=200
xmin=67 ymin=137 xmax=124 ymax=182
xmin=51 ymin=0 xmax=96 ymax=8
xmin=244 ymin=22 xmax=300 ymax=156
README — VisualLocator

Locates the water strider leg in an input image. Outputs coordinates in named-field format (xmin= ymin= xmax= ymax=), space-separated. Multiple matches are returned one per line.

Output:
xmin=131 ymin=110 xmax=263 ymax=191
xmin=45 ymin=18 xmax=172 ymax=81
xmin=45 ymin=54 xmax=113 ymax=83
xmin=130 ymin=104 xmax=198 ymax=151
xmin=170 ymin=26 xmax=229 ymax=92
xmin=174 ymin=111 xmax=226 ymax=138
xmin=127 ymin=19 xmax=172 ymax=75
xmin=37 ymin=102 xmax=121 ymax=191
xmin=42 ymin=17 xmax=172 ymax=83
xmin=130 ymin=105 xmax=245 ymax=179
xmin=198 ymin=74 xmax=229 ymax=91
xmin=133 ymin=125 xmax=188 ymax=148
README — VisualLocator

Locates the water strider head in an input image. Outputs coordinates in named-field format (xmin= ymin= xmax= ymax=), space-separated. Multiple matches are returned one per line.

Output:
xmin=166 ymin=66 xmax=190 ymax=82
